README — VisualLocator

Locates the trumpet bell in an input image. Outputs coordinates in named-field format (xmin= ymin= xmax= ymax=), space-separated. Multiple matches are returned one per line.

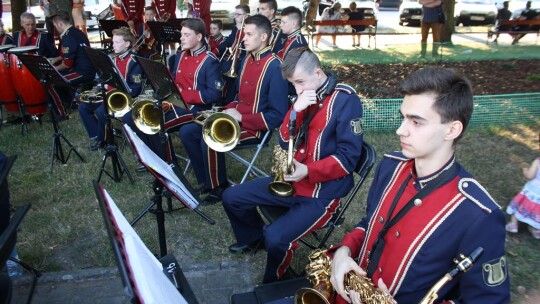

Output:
xmin=107 ymin=89 xmax=132 ymax=118
xmin=202 ymin=112 xmax=241 ymax=152
xmin=132 ymin=99 xmax=161 ymax=135
xmin=268 ymin=171 xmax=295 ymax=197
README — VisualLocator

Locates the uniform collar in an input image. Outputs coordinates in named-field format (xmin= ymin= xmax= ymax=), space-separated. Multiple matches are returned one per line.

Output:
xmin=117 ymin=49 xmax=131 ymax=60
xmin=59 ymin=25 xmax=73 ymax=39
xmin=22 ymin=30 xmax=38 ymax=38
xmin=213 ymin=33 xmax=223 ymax=41
xmin=287 ymin=28 xmax=301 ymax=39
xmin=250 ymin=45 xmax=272 ymax=60
xmin=412 ymin=155 xmax=456 ymax=189
xmin=316 ymin=73 xmax=332 ymax=101
xmin=189 ymin=44 xmax=207 ymax=56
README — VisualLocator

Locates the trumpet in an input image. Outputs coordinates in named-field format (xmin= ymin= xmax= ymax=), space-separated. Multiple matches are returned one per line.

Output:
xmin=194 ymin=109 xmax=241 ymax=152
xmin=220 ymin=17 xmax=246 ymax=78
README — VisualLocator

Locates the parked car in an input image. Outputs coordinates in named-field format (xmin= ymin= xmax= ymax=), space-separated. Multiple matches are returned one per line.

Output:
xmin=380 ymin=0 xmax=403 ymax=8
xmin=84 ymin=0 xmax=113 ymax=29
xmin=455 ymin=0 xmax=498 ymax=26
xmin=399 ymin=0 xmax=422 ymax=25
xmin=210 ymin=0 xmax=235 ymax=27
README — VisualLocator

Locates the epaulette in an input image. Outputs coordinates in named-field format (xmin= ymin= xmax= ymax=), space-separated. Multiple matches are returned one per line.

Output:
xmin=458 ymin=178 xmax=501 ymax=214
xmin=206 ymin=51 xmax=218 ymax=60
xmin=383 ymin=151 xmax=409 ymax=161
xmin=270 ymin=53 xmax=283 ymax=63
xmin=335 ymin=84 xmax=356 ymax=95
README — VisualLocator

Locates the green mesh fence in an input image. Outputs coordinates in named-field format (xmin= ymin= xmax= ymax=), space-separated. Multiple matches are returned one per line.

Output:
xmin=363 ymin=93 xmax=540 ymax=131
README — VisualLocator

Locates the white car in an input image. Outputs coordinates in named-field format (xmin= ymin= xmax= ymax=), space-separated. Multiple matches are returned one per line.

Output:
xmin=455 ymin=0 xmax=498 ymax=26
xmin=84 ymin=0 xmax=113 ymax=29
xmin=210 ymin=0 xmax=235 ymax=27
xmin=399 ymin=0 xmax=423 ymax=25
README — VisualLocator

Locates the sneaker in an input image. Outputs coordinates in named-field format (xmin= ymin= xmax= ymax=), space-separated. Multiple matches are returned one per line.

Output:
xmin=528 ymin=226 xmax=540 ymax=239
xmin=505 ymin=222 xmax=518 ymax=233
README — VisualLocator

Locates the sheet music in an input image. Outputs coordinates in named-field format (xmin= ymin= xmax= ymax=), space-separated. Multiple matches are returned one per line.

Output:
xmin=103 ymin=190 xmax=188 ymax=304
xmin=123 ymin=125 xmax=199 ymax=209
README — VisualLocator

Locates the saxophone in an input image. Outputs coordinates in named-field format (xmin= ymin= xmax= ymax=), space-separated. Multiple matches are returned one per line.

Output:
xmin=295 ymin=249 xmax=396 ymax=304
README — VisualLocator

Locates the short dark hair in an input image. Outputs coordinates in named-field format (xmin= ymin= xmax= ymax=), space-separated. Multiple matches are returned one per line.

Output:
xmin=51 ymin=11 xmax=71 ymax=24
xmin=244 ymin=14 xmax=272 ymax=41
xmin=144 ymin=6 xmax=156 ymax=13
xmin=281 ymin=47 xmax=320 ymax=80
xmin=259 ymin=0 xmax=278 ymax=12
xmin=211 ymin=19 xmax=223 ymax=29
xmin=181 ymin=18 xmax=207 ymax=37
xmin=235 ymin=4 xmax=250 ymax=14
xmin=399 ymin=67 xmax=473 ymax=142
xmin=281 ymin=6 xmax=303 ymax=25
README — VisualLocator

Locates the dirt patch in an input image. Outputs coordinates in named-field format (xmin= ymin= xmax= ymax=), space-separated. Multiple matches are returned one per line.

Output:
xmin=332 ymin=59 xmax=540 ymax=99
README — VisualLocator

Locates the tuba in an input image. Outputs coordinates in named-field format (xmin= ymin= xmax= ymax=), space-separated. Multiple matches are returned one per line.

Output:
xmin=106 ymin=89 xmax=132 ymax=118
xmin=295 ymin=249 xmax=396 ymax=304
xmin=194 ymin=110 xmax=241 ymax=152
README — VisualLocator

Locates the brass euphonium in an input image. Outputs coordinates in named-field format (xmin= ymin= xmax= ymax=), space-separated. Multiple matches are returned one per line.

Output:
xmin=106 ymin=89 xmax=132 ymax=118
xmin=131 ymin=95 xmax=177 ymax=135
xmin=295 ymin=250 xmax=396 ymax=304
xmin=78 ymin=87 xmax=102 ymax=104
xmin=268 ymin=111 xmax=296 ymax=197
xmin=194 ymin=109 xmax=241 ymax=152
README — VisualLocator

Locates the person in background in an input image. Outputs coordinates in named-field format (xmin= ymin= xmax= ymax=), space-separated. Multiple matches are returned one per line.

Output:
xmin=192 ymin=0 xmax=212 ymax=33
xmin=209 ymin=20 xmax=226 ymax=56
xmin=137 ymin=6 xmax=160 ymax=59
xmin=259 ymin=0 xmax=281 ymax=51
xmin=492 ymin=1 xmax=512 ymax=44
xmin=348 ymin=2 xmax=365 ymax=48
xmin=117 ymin=0 xmax=144 ymax=32
xmin=45 ymin=0 xmax=73 ymax=42
xmin=72 ymin=0 xmax=87 ymax=35
xmin=0 ymin=19 xmax=13 ymax=45
xmin=506 ymin=135 xmax=540 ymax=239
xmin=13 ymin=12 xmax=57 ymax=58
xmin=419 ymin=0 xmax=444 ymax=58
xmin=274 ymin=6 xmax=307 ymax=60
xmin=152 ymin=0 xmax=177 ymax=21
xmin=512 ymin=1 xmax=540 ymax=45
xmin=316 ymin=2 xmax=342 ymax=48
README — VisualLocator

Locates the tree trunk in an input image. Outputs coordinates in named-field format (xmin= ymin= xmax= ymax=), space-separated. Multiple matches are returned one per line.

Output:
xmin=440 ymin=0 xmax=455 ymax=43
xmin=11 ymin=0 xmax=27 ymax=32
xmin=240 ymin=0 xmax=249 ymax=5
xmin=305 ymin=0 xmax=320 ymax=30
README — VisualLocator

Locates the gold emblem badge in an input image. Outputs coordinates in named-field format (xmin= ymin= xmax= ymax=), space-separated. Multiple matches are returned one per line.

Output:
xmin=482 ymin=256 xmax=507 ymax=286
xmin=132 ymin=74 xmax=141 ymax=84
xmin=350 ymin=118 xmax=363 ymax=136
xmin=62 ymin=47 xmax=70 ymax=54
xmin=215 ymin=80 xmax=223 ymax=91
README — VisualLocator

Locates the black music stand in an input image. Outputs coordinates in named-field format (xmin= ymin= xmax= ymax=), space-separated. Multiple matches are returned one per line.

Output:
xmin=146 ymin=20 xmax=183 ymax=65
xmin=98 ymin=19 xmax=129 ymax=49
xmin=84 ymin=46 xmax=134 ymax=184
xmin=93 ymin=181 xmax=198 ymax=304
xmin=16 ymin=54 xmax=86 ymax=173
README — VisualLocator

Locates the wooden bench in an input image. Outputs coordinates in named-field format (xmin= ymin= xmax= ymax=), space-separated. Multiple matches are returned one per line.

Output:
xmin=487 ymin=19 xmax=540 ymax=44
xmin=307 ymin=19 xmax=378 ymax=49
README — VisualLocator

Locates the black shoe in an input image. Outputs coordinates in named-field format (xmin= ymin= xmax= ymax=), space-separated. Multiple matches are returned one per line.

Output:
xmin=135 ymin=166 xmax=147 ymax=173
xmin=90 ymin=141 xmax=105 ymax=151
xmin=202 ymin=183 xmax=229 ymax=204
xmin=196 ymin=185 xmax=211 ymax=196
xmin=228 ymin=238 xmax=263 ymax=254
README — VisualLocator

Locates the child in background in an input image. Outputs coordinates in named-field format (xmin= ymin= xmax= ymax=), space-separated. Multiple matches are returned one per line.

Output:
xmin=209 ymin=20 xmax=226 ymax=56
xmin=506 ymin=134 xmax=540 ymax=239
xmin=348 ymin=2 xmax=365 ymax=47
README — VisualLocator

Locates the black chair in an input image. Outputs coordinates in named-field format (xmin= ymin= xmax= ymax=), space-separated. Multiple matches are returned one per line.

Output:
xmin=258 ymin=141 xmax=377 ymax=250
xmin=0 ymin=204 xmax=31 ymax=304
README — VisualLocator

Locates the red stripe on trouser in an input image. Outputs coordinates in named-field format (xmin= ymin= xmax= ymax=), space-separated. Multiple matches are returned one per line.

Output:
xmin=64 ymin=72 xmax=82 ymax=81
xmin=47 ymin=87 xmax=65 ymax=117
xmin=276 ymin=198 xmax=341 ymax=279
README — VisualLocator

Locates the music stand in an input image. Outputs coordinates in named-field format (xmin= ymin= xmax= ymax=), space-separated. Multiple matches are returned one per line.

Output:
xmin=98 ymin=19 xmax=129 ymax=38
xmin=16 ymin=54 xmax=86 ymax=173
xmin=84 ymin=46 xmax=134 ymax=184
xmin=146 ymin=20 xmax=183 ymax=65
xmin=93 ymin=181 xmax=198 ymax=304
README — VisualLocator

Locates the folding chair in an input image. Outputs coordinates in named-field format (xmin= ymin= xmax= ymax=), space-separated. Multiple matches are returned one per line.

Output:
xmin=227 ymin=131 xmax=273 ymax=184
xmin=258 ymin=141 xmax=377 ymax=250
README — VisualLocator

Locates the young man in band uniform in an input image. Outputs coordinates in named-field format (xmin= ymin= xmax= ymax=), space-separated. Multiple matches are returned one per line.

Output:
xmin=49 ymin=11 xmax=96 ymax=118
xmin=137 ymin=6 xmax=159 ymax=59
xmin=258 ymin=0 xmax=281 ymax=51
xmin=209 ymin=20 xmax=226 ymax=56
xmin=222 ymin=47 xmax=363 ymax=284
xmin=181 ymin=14 xmax=289 ymax=203
xmin=274 ymin=6 xmax=308 ymax=60
xmin=81 ymin=27 xmax=144 ymax=151
xmin=123 ymin=18 xmax=222 ymax=163
xmin=117 ymin=0 xmax=144 ymax=31
xmin=217 ymin=4 xmax=250 ymax=104
xmin=151 ymin=0 xmax=177 ymax=21
xmin=319 ymin=68 xmax=508 ymax=304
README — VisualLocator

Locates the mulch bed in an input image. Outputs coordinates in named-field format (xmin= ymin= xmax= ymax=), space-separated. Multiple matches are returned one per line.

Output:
xmin=332 ymin=59 xmax=540 ymax=99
